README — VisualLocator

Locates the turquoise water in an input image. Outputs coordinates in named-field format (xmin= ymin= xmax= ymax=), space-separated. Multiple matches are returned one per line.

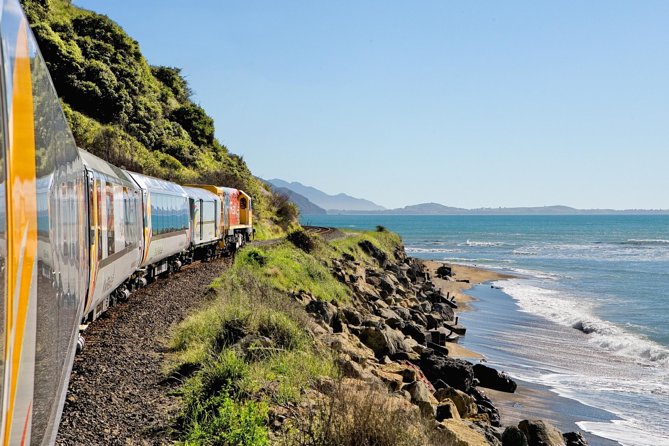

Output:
xmin=301 ymin=215 xmax=669 ymax=446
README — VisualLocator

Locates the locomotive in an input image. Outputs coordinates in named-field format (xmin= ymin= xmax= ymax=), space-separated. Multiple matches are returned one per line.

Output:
xmin=0 ymin=1 xmax=252 ymax=444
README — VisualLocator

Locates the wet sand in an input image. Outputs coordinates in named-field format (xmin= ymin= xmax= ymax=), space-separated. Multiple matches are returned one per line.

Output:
xmin=426 ymin=261 xmax=621 ymax=446
xmin=422 ymin=260 xmax=514 ymax=310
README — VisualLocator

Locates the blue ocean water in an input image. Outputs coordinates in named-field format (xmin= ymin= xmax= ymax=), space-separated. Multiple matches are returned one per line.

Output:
xmin=301 ymin=214 xmax=669 ymax=446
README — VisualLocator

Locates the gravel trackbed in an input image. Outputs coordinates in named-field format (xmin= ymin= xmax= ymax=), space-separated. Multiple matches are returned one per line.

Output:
xmin=56 ymin=257 xmax=231 ymax=445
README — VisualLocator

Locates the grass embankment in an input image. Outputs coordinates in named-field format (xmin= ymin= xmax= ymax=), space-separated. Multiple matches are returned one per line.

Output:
xmin=169 ymin=229 xmax=408 ymax=445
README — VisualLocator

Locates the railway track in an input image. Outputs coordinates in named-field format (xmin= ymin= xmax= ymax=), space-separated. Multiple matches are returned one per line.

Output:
xmin=56 ymin=257 xmax=231 ymax=445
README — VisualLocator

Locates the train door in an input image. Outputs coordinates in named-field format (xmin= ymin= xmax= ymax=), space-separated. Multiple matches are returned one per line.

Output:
xmin=199 ymin=199 xmax=204 ymax=241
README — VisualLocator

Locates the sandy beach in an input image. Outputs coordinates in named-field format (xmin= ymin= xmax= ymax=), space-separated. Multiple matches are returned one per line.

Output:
xmin=420 ymin=261 xmax=513 ymax=360
xmin=424 ymin=260 xmax=622 ymax=445
xmin=423 ymin=261 xmax=513 ymax=309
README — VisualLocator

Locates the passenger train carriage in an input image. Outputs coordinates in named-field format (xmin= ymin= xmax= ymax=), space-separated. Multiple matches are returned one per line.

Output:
xmin=0 ymin=1 xmax=254 ymax=443
xmin=80 ymin=150 xmax=143 ymax=322
xmin=126 ymin=171 xmax=191 ymax=281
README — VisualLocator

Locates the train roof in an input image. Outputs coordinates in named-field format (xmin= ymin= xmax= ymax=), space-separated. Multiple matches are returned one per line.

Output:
xmin=182 ymin=186 xmax=221 ymax=202
xmin=185 ymin=184 xmax=250 ymax=199
xmin=79 ymin=149 xmax=137 ymax=187
xmin=125 ymin=170 xmax=188 ymax=197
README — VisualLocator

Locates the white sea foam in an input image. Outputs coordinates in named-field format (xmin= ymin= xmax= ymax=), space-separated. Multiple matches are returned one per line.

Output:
xmin=458 ymin=240 xmax=507 ymax=247
xmin=405 ymin=247 xmax=462 ymax=254
xmin=508 ymin=242 xmax=669 ymax=262
xmin=623 ymin=239 xmax=669 ymax=246
xmin=577 ymin=419 xmax=669 ymax=446
xmin=494 ymin=279 xmax=669 ymax=367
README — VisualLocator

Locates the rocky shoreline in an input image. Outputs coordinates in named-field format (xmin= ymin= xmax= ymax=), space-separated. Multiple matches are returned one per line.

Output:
xmin=298 ymin=238 xmax=589 ymax=446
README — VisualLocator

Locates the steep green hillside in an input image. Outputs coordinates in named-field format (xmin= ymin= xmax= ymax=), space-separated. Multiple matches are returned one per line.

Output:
xmin=20 ymin=0 xmax=296 ymax=232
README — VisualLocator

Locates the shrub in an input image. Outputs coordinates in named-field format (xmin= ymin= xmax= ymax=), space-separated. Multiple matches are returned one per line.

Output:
xmin=287 ymin=230 xmax=315 ymax=253
xmin=285 ymin=380 xmax=430 ymax=446
xmin=271 ymin=192 xmax=299 ymax=229
xmin=181 ymin=391 xmax=269 ymax=446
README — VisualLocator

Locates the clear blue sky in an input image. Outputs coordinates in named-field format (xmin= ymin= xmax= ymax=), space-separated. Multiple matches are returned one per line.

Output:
xmin=73 ymin=0 xmax=668 ymax=209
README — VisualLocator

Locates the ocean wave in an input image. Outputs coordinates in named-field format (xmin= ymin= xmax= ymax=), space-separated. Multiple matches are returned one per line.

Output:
xmin=495 ymin=279 xmax=669 ymax=366
xmin=622 ymin=239 xmax=669 ymax=246
xmin=577 ymin=419 xmax=668 ymax=446
xmin=458 ymin=240 xmax=507 ymax=247
xmin=510 ymin=242 xmax=669 ymax=262
xmin=405 ymin=247 xmax=462 ymax=254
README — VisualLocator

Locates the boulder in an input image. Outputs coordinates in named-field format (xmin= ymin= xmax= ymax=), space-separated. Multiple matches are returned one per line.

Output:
xmin=473 ymin=364 xmax=517 ymax=393
xmin=436 ymin=401 xmax=460 ymax=421
xmin=502 ymin=426 xmax=528 ymax=446
xmin=419 ymin=351 xmax=475 ymax=392
xmin=436 ymin=264 xmax=453 ymax=278
xmin=371 ymin=368 xmax=404 ymax=391
xmin=434 ymin=386 xmax=478 ymax=418
xmin=305 ymin=300 xmax=336 ymax=326
xmin=358 ymin=240 xmax=388 ymax=266
xmin=468 ymin=387 xmax=501 ymax=427
xmin=432 ymin=302 xmax=456 ymax=321
xmin=342 ymin=308 xmax=363 ymax=326
xmin=426 ymin=313 xmax=443 ymax=330
xmin=405 ymin=381 xmax=437 ymax=417
xmin=468 ymin=422 xmax=503 ymax=446
xmin=358 ymin=326 xmax=410 ymax=358
xmin=337 ymin=357 xmax=377 ymax=383
xmin=390 ymin=305 xmax=412 ymax=321
xmin=401 ymin=322 xmax=428 ymax=344
xmin=436 ymin=420 xmax=489 ymax=446
xmin=563 ymin=432 xmax=588 ymax=446
xmin=380 ymin=362 xmax=418 ymax=383
xmin=325 ymin=332 xmax=376 ymax=363
xmin=518 ymin=420 xmax=566 ymax=446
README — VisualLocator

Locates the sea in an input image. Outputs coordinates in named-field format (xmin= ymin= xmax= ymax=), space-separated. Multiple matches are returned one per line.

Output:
xmin=300 ymin=214 xmax=669 ymax=446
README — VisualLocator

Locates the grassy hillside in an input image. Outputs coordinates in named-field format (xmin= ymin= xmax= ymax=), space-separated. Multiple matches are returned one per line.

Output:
xmin=168 ymin=229 xmax=429 ymax=445
xmin=21 ymin=0 xmax=297 ymax=233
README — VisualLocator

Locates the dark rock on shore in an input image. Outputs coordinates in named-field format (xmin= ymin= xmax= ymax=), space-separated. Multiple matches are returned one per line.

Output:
xmin=519 ymin=419 xmax=567 ymax=446
xmin=436 ymin=265 xmax=452 ymax=278
xmin=419 ymin=351 xmax=475 ymax=392
xmin=563 ymin=431 xmax=588 ymax=446
xmin=502 ymin=426 xmax=528 ymax=446
xmin=469 ymin=386 xmax=501 ymax=427
xmin=474 ymin=363 xmax=518 ymax=393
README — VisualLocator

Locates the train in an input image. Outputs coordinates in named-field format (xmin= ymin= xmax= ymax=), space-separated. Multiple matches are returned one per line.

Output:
xmin=0 ymin=1 xmax=253 ymax=444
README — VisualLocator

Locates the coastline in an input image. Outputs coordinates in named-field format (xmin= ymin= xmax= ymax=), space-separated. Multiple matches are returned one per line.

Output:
xmin=421 ymin=261 xmax=512 ymax=360
xmin=425 ymin=260 xmax=621 ymax=446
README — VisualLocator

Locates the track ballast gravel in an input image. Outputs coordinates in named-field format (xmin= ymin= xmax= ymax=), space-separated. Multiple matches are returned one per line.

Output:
xmin=56 ymin=256 xmax=231 ymax=445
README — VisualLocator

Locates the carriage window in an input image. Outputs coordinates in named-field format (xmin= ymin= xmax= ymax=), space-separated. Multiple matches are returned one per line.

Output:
xmin=150 ymin=193 xmax=189 ymax=236
xmin=106 ymin=183 xmax=114 ymax=256
xmin=96 ymin=181 xmax=103 ymax=260
xmin=240 ymin=197 xmax=247 ymax=209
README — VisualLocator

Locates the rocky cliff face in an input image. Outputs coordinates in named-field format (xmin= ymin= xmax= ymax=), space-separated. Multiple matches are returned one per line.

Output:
xmin=291 ymin=234 xmax=588 ymax=446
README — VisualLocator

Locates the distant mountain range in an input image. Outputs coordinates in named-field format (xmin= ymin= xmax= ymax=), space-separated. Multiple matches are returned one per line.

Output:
xmin=335 ymin=203 xmax=669 ymax=215
xmin=271 ymin=186 xmax=327 ymax=215
xmin=267 ymin=179 xmax=669 ymax=216
xmin=266 ymin=179 xmax=385 ymax=212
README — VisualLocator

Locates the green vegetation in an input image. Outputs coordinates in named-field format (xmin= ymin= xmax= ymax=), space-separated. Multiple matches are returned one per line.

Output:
xmin=330 ymin=229 xmax=402 ymax=263
xmin=171 ymin=268 xmax=337 ymax=444
xmin=21 ymin=0 xmax=296 ymax=228
xmin=231 ymin=243 xmax=349 ymax=303
xmin=170 ymin=230 xmax=403 ymax=444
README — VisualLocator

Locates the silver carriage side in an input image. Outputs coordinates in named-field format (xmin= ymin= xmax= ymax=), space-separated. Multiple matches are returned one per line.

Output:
xmin=79 ymin=149 xmax=144 ymax=322
xmin=0 ymin=0 xmax=89 ymax=443
xmin=182 ymin=186 xmax=222 ymax=262
xmin=126 ymin=171 xmax=191 ymax=280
